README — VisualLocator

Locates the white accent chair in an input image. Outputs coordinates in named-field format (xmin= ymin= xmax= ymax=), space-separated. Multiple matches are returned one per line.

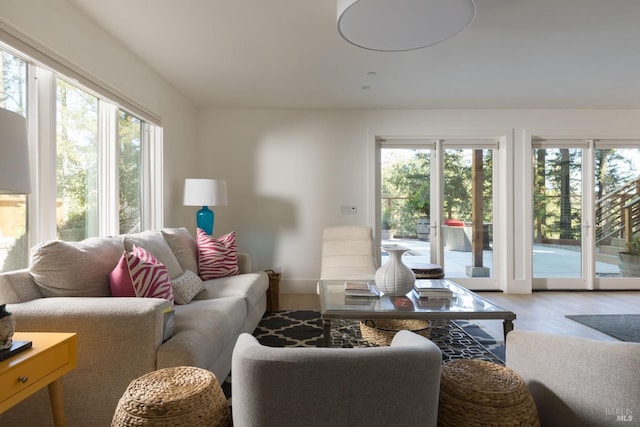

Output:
xmin=319 ymin=226 xmax=378 ymax=281
xmin=506 ymin=330 xmax=640 ymax=427
xmin=231 ymin=330 xmax=442 ymax=427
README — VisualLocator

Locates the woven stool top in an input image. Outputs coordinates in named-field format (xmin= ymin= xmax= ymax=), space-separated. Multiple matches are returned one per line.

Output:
xmin=360 ymin=319 xmax=431 ymax=346
xmin=126 ymin=366 xmax=215 ymax=410
xmin=438 ymin=359 xmax=539 ymax=426
xmin=441 ymin=359 xmax=529 ymax=405
xmin=112 ymin=366 xmax=230 ymax=427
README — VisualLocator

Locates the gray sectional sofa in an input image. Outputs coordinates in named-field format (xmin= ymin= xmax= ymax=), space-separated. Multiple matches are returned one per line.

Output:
xmin=0 ymin=227 xmax=268 ymax=426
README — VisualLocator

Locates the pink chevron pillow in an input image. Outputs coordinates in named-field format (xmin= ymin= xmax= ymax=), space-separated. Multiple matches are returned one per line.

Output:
xmin=197 ymin=229 xmax=239 ymax=280
xmin=110 ymin=244 xmax=175 ymax=304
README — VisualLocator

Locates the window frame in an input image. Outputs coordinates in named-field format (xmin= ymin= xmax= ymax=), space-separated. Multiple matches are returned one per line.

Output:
xmin=0 ymin=42 xmax=163 ymax=271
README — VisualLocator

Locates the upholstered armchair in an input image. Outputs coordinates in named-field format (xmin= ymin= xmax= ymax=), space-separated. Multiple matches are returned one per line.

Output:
xmin=319 ymin=225 xmax=378 ymax=281
xmin=231 ymin=330 xmax=442 ymax=427
xmin=506 ymin=330 xmax=640 ymax=427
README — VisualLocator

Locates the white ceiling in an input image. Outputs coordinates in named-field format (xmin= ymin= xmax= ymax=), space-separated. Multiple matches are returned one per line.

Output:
xmin=67 ymin=0 xmax=640 ymax=109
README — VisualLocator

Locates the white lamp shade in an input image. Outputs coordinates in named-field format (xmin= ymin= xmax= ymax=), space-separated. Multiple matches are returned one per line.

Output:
xmin=0 ymin=108 xmax=30 ymax=194
xmin=183 ymin=179 xmax=228 ymax=207
xmin=337 ymin=0 xmax=476 ymax=52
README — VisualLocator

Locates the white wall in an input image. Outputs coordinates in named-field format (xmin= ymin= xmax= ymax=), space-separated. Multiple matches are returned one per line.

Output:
xmin=5 ymin=1 xmax=640 ymax=293
xmin=1 ymin=0 xmax=198 ymax=227
xmin=199 ymin=108 xmax=640 ymax=293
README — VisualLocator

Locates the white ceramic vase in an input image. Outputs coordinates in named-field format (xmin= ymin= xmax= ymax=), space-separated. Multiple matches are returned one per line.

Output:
xmin=375 ymin=246 xmax=415 ymax=296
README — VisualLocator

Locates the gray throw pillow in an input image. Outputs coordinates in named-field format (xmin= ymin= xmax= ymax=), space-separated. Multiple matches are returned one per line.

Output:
xmin=30 ymin=237 xmax=124 ymax=297
xmin=162 ymin=228 xmax=199 ymax=274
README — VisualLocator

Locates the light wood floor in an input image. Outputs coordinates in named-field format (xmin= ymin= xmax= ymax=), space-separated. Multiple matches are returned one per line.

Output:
xmin=279 ymin=291 xmax=640 ymax=343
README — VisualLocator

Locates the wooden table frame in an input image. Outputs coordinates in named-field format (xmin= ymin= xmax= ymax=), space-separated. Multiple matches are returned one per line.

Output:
xmin=0 ymin=332 xmax=77 ymax=427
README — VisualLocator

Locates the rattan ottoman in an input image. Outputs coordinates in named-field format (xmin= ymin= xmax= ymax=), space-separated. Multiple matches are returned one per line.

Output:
xmin=112 ymin=366 xmax=230 ymax=427
xmin=438 ymin=359 xmax=539 ymax=426
xmin=360 ymin=319 xmax=431 ymax=346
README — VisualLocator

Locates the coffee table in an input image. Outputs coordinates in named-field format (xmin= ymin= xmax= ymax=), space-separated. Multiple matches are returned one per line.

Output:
xmin=318 ymin=279 xmax=516 ymax=347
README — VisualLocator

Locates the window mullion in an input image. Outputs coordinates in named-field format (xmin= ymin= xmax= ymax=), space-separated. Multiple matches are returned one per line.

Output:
xmin=99 ymin=101 xmax=119 ymax=236
xmin=33 ymin=66 xmax=57 ymax=243
xmin=143 ymin=124 xmax=163 ymax=230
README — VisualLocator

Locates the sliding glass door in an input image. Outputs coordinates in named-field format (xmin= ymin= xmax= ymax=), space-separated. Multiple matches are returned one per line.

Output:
xmin=532 ymin=139 xmax=640 ymax=289
xmin=594 ymin=144 xmax=640 ymax=283
xmin=379 ymin=139 xmax=497 ymax=285
xmin=532 ymin=145 xmax=583 ymax=281
xmin=442 ymin=147 xmax=494 ymax=279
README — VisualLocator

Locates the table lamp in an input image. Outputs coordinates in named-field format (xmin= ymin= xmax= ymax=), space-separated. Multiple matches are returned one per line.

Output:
xmin=0 ymin=108 xmax=30 ymax=195
xmin=183 ymin=179 xmax=227 ymax=235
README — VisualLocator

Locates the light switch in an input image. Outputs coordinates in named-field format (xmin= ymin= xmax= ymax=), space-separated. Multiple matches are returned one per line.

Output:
xmin=341 ymin=205 xmax=357 ymax=215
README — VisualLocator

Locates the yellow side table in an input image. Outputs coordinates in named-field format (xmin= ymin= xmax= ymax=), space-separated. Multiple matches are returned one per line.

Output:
xmin=0 ymin=332 xmax=78 ymax=427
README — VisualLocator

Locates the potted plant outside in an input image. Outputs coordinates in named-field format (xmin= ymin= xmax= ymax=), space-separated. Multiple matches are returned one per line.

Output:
xmin=381 ymin=209 xmax=394 ymax=240
xmin=618 ymin=235 xmax=640 ymax=277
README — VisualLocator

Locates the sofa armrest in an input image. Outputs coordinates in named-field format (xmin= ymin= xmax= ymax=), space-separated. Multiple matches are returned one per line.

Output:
xmin=237 ymin=252 xmax=252 ymax=274
xmin=8 ymin=297 xmax=169 ymax=372
xmin=8 ymin=296 xmax=169 ymax=333
xmin=4 ymin=297 xmax=171 ymax=426
xmin=0 ymin=268 xmax=42 ymax=303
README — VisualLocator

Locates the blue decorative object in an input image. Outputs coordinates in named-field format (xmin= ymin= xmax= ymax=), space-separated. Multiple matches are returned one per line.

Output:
xmin=184 ymin=179 xmax=228 ymax=236
xmin=197 ymin=206 xmax=215 ymax=235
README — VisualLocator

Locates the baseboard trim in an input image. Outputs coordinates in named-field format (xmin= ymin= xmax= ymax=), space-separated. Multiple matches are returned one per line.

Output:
xmin=280 ymin=279 xmax=319 ymax=294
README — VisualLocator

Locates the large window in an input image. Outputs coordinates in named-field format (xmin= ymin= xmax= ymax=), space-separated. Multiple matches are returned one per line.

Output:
xmin=0 ymin=43 xmax=162 ymax=272
xmin=56 ymin=79 xmax=99 ymax=241
xmin=0 ymin=49 xmax=28 ymax=272
xmin=119 ymin=110 xmax=142 ymax=234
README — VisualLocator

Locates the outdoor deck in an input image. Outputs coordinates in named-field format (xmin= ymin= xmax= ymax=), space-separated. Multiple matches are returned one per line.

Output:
xmin=382 ymin=238 xmax=620 ymax=278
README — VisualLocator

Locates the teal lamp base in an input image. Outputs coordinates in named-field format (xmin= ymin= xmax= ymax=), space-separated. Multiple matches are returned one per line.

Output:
xmin=196 ymin=206 xmax=215 ymax=235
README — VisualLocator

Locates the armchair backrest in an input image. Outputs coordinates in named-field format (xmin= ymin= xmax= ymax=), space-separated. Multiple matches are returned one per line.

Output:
xmin=320 ymin=226 xmax=377 ymax=281
xmin=506 ymin=330 xmax=640 ymax=427
xmin=231 ymin=331 xmax=442 ymax=427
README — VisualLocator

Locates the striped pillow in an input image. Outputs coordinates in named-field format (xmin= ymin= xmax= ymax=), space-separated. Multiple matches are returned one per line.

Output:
xmin=110 ymin=244 xmax=175 ymax=305
xmin=197 ymin=229 xmax=239 ymax=280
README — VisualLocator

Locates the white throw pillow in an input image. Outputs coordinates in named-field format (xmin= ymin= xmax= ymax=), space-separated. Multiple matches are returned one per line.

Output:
xmin=170 ymin=270 xmax=205 ymax=304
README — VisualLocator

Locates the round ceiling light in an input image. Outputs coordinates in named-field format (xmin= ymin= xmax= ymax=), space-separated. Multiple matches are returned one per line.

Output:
xmin=337 ymin=0 xmax=476 ymax=52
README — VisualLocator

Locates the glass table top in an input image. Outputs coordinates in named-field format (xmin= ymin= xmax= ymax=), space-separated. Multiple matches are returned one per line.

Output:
xmin=319 ymin=279 xmax=514 ymax=318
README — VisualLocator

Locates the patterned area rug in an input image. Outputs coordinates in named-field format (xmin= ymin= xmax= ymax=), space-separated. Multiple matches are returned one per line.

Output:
xmin=565 ymin=314 xmax=640 ymax=342
xmin=253 ymin=310 xmax=504 ymax=364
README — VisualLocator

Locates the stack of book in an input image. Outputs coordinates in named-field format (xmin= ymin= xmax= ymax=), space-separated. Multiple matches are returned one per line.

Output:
xmin=413 ymin=279 xmax=455 ymax=299
xmin=344 ymin=281 xmax=380 ymax=298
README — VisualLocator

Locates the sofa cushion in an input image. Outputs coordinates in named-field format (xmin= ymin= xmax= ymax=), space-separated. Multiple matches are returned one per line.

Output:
xmin=110 ymin=245 xmax=174 ymax=304
xmin=157 ymin=297 xmax=247 ymax=370
xmin=197 ymin=229 xmax=239 ymax=280
xmin=162 ymin=228 xmax=199 ymax=274
xmin=171 ymin=270 xmax=204 ymax=305
xmin=123 ymin=230 xmax=184 ymax=280
xmin=193 ymin=272 xmax=268 ymax=312
xmin=30 ymin=237 xmax=124 ymax=297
